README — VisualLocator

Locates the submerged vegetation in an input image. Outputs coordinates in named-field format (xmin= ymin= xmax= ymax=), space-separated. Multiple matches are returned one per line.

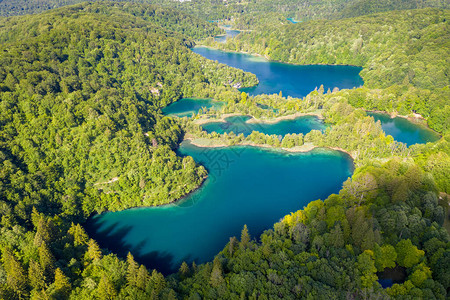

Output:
xmin=0 ymin=1 xmax=448 ymax=299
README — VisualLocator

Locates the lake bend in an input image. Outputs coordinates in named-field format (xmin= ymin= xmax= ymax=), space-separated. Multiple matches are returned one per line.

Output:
xmin=192 ymin=46 xmax=364 ymax=98
xmin=86 ymin=141 xmax=354 ymax=274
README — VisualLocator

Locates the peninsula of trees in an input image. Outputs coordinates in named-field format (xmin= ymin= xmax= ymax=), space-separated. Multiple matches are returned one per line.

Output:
xmin=0 ymin=1 xmax=448 ymax=299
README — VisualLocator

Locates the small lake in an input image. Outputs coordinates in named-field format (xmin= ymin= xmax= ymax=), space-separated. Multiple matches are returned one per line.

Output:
xmin=192 ymin=46 xmax=364 ymax=98
xmin=86 ymin=141 xmax=353 ymax=274
xmin=287 ymin=17 xmax=299 ymax=24
xmin=367 ymin=112 xmax=440 ymax=146
xmin=162 ymin=98 xmax=224 ymax=118
xmin=201 ymin=115 xmax=326 ymax=136
xmin=214 ymin=25 xmax=241 ymax=43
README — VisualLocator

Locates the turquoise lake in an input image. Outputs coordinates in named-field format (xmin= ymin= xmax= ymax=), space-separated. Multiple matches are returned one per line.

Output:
xmin=86 ymin=141 xmax=353 ymax=274
xmin=162 ymin=98 xmax=224 ymax=118
xmin=201 ymin=115 xmax=326 ymax=136
xmin=192 ymin=46 xmax=364 ymax=98
xmin=287 ymin=17 xmax=299 ymax=24
xmin=367 ymin=112 xmax=440 ymax=146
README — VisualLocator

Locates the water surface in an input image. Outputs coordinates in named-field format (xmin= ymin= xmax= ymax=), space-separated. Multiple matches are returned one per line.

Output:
xmin=214 ymin=26 xmax=241 ymax=43
xmin=287 ymin=17 xmax=299 ymax=24
xmin=367 ymin=112 xmax=440 ymax=146
xmin=86 ymin=142 xmax=353 ymax=274
xmin=192 ymin=46 xmax=363 ymax=98
xmin=202 ymin=115 xmax=326 ymax=136
xmin=162 ymin=98 xmax=224 ymax=118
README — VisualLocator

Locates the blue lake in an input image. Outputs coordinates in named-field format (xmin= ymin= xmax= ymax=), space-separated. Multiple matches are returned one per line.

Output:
xmin=162 ymin=98 xmax=224 ymax=118
xmin=214 ymin=26 xmax=241 ymax=43
xmin=201 ymin=115 xmax=326 ymax=136
xmin=367 ymin=112 xmax=440 ymax=146
xmin=192 ymin=46 xmax=364 ymax=98
xmin=86 ymin=141 xmax=353 ymax=274
xmin=287 ymin=17 xmax=299 ymax=24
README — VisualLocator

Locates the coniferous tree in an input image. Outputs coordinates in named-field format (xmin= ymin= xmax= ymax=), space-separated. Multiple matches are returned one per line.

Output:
xmin=97 ymin=275 xmax=117 ymax=300
xmin=52 ymin=268 xmax=71 ymax=298
xmin=240 ymin=224 xmax=250 ymax=249
xmin=2 ymin=248 xmax=28 ymax=298
xmin=126 ymin=252 xmax=138 ymax=287
xmin=28 ymin=260 xmax=46 ymax=290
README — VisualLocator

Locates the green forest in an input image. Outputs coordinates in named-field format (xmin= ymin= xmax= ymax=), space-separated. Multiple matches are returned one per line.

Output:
xmin=0 ymin=0 xmax=449 ymax=299
xmin=202 ymin=8 xmax=450 ymax=135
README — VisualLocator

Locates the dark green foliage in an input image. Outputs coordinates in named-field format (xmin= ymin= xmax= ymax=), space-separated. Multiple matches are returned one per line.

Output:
xmin=209 ymin=8 xmax=450 ymax=134
xmin=0 ymin=2 xmax=448 ymax=299
xmin=175 ymin=159 xmax=450 ymax=298
xmin=0 ymin=3 xmax=257 ymax=298
xmin=0 ymin=2 xmax=258 ymax=219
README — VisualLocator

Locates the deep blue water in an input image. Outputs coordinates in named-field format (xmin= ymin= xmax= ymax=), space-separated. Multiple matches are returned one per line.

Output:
xmin=201 ymin=115 xmax=326 ymax=136
xmin=192 ymin=46 xmax=364 ymax=98
xmin=367 ymin=112 xmax=440 ymax=146
xmin=378 ymin=279 xmax=394 ymax=288
xmin=162 ymin=98 xmax=224 ymax=118
xmin=86 ymin=141 xmax=353 ymax=274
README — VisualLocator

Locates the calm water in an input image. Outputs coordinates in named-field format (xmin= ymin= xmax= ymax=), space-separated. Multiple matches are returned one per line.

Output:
xmin=192 ymin=46 xmax=364 ymax=98
xmin=287 ymin=17 xmax=299 ymax=24
xmin=162 ymin=98 xmax=224 ymax=118
xmin=214 ymin=26 xmax=241 ymax=43
xmin=367 ymin=112 xmax=440 ymax=146
xmin=202 ymin=115 xmax=326 ymax=136
xmin=86 ymin=141 xmax=353 ymax=274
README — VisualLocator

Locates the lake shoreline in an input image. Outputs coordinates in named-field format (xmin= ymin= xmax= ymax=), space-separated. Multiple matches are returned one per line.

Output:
xmin=88 ymin=174 xmax=210 ymax=216
xmin=367 ymin=110 xmax=441 ymax=136
xmin=193 ymin=45 xmax=364 ymax=68
xmin=246 ymin=111 xmax=324 ymax=124
xmin=194 ymin=111 xmax=324 ymax=126
xmin=183 ymin=137 xmax=354 ymax=159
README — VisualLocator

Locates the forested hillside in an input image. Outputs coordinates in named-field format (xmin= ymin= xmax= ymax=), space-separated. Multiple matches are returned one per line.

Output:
xmin=206 ymin=8 xmax=450 ymax=134
xmin=0 ymin=2 xmax=260 ymax=298
xmin=2 ymin=0 xmax=449 ymax=22
xmin=0 ymin=1 xmax=257 ymax=219
xmin=175 ymin=159 xmax=449 ymax=298
xmin=0 ymin=2 xmax=448 ymax=299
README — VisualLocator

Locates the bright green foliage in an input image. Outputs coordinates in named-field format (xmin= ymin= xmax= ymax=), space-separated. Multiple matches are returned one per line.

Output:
xmin=174 ymin=158 xmax=449 ymax=298
xmin=85 ymin=239 xmax=102 ymax=263
xmin=0 ymin=2 xmax=257 ymax=219
xmin=240 ymin=224 xmax=251 ymax=249
xmin=357 ymin=250 xmax=378 ymax=288
xmin=126 ymin=252 xmax=139 ymax=287
xmin=0 ymin=2 xmax=448 ymax=299
xmin=51 ymin=268 xmax=71 ymax=298
xmin=396 ymin=239 xmax=425 ymax=268
xmin=373 ymin=244 xmax=397 ymax=272
xmin=28 ymin=260 xmax=46 ymax=291
xmin=1 ymin=248 xmax=28 ymax=298
xmin=206 ymin=9 xmax=450 ymax=134
xmin=97 ymin=275 xmax=117 ymax=300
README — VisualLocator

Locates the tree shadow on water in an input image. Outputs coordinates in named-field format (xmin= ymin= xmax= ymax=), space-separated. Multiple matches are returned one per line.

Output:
xmin=84 ymin=216 xmax=191 ymax=275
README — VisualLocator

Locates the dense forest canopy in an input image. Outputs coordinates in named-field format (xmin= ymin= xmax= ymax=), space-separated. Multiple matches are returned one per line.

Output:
xmin=205 ymin=8 xmax=450 ymax=135
xmin=0 ymin=1 xmax=448 ymax=299
xmin=1 ymin=0 xmax=449 ymax=21
xmin=0 ymin=1 xmax=258 ymax=221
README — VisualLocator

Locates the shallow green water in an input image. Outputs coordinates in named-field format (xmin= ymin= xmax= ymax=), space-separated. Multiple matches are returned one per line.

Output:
xmin=201 ymin=115 xmax=326 ymax=136
xmin=86 ymin=142 xmax=353 ymax=274
xmin=162 ymin=98 xmax=224 ymax=118
xmin=367 ymin=112 xmax=440 ymax=146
